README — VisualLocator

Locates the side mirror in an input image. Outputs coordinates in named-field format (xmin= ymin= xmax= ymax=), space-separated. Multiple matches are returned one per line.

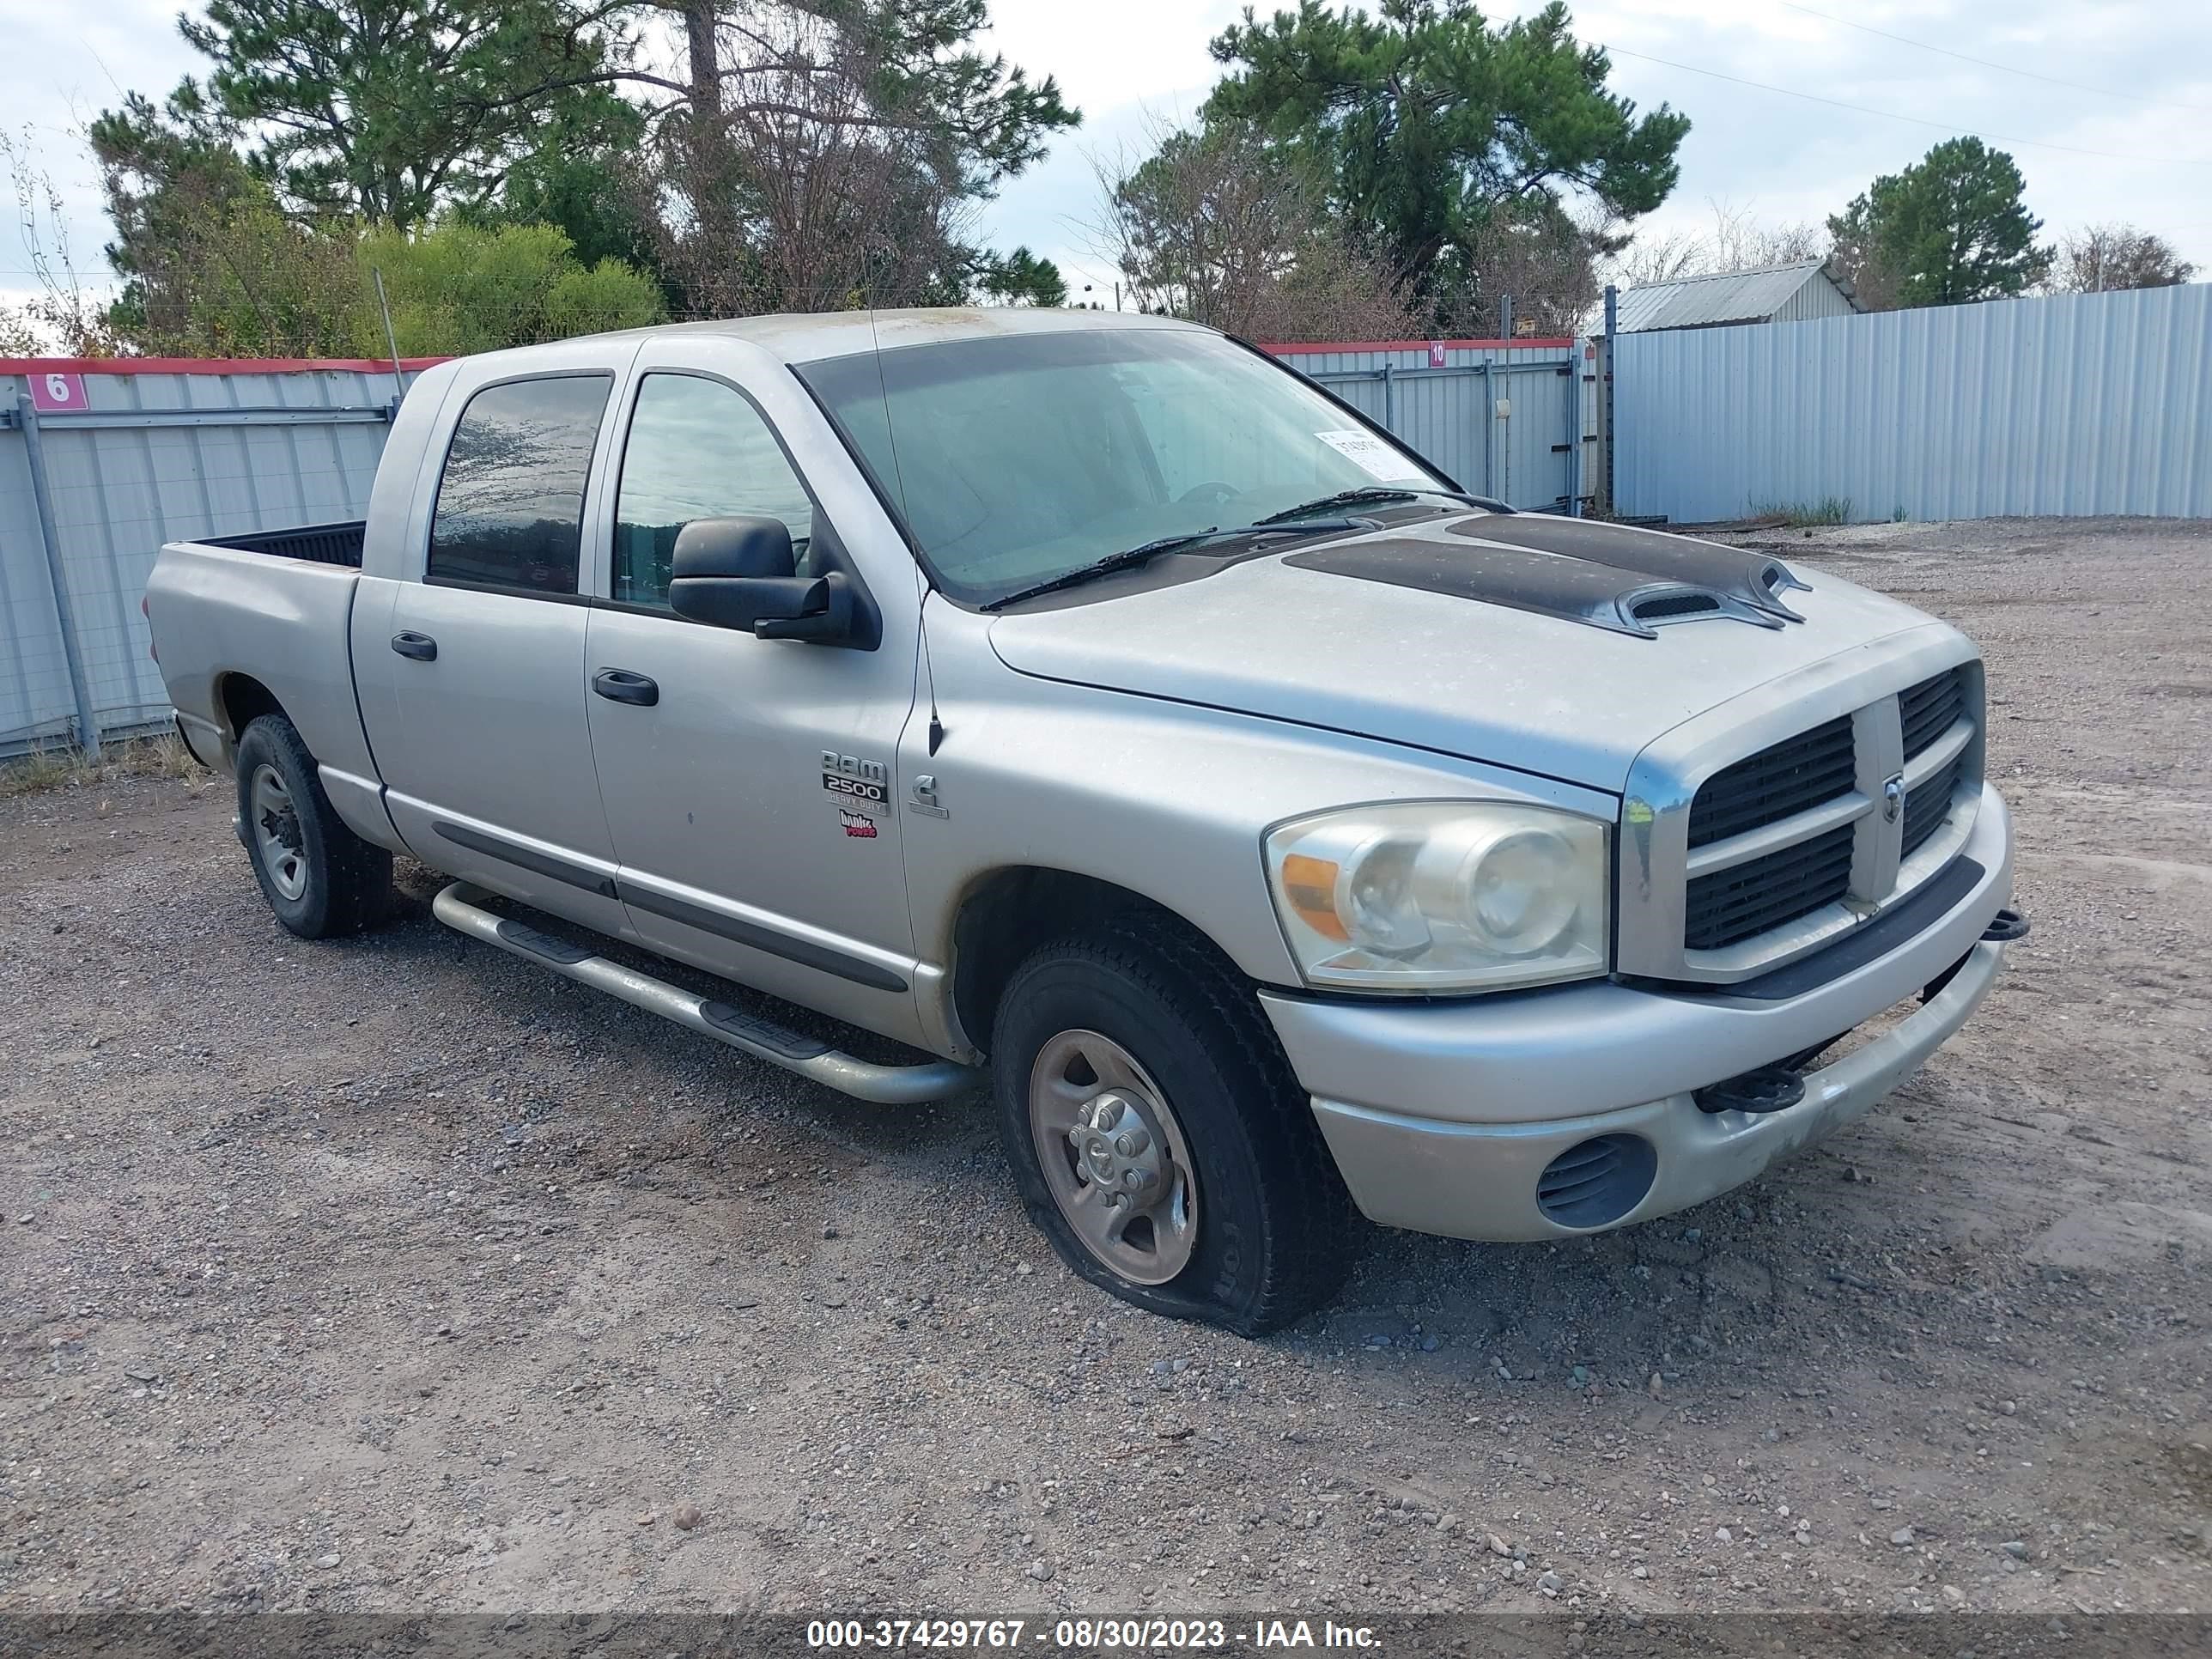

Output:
xmin=666 ymin=514 xmax=853 ymax=641
xmin=672 ymin=514 xmax=794 ymax=580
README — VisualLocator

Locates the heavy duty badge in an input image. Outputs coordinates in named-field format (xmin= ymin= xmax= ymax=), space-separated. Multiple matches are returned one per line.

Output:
xmin=823 ymin=750 xmax=889 ymax=816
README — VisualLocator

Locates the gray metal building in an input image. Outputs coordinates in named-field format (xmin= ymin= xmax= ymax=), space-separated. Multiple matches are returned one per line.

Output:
xmin=1613 ymin=279 xmax=2212 ymax=524
xmin=2 ymin=357 xmax=412 ymax=756
xmin=1613 ymin=259 xmax=1861 ymax=334
xmin=3 ymin=337 xmax=1596 ymax=757
xmin=21 ymin=276 xmax=2198 ymax=760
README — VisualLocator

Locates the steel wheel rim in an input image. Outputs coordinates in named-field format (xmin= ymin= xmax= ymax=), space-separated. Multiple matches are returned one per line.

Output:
xmin=1027 ymin=1028 xmax=1199 ymax=1285
xmin=249 ymin=763 xmax=308 ymax=902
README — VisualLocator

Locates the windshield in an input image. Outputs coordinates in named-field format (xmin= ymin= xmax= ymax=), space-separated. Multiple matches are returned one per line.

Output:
xmin=796 ymin=328 xmax=1454 ymax=606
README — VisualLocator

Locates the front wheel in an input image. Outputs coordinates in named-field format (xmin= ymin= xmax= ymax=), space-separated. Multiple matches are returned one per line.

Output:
xmin=234 ymin=714 xmax=392 ymax=939
xmin=991 ymin=918 xmax=1352 ymax=1334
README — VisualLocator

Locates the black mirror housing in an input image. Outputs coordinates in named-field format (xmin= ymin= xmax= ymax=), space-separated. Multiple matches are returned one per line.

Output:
xmin=672 ymin=514 xmax=795 ymax=580
xmin=670 ymin=568 xmax=856 ymax=642
xmin=664 ymin=514 xmax=862 ymax=646
xmin=671 ymin=571 xmax=816 ymax=629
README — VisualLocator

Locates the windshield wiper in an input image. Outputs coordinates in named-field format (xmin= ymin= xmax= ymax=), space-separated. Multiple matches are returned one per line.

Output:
xmin=983 ymin=519 xmax=1364 ymax=610
xmin=1255 ymin=485 xmax=1509 ymax=524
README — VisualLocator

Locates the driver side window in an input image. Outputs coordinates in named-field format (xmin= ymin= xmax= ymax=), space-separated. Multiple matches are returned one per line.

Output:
xmin=611 ymin=374 xmax=815 ymax=607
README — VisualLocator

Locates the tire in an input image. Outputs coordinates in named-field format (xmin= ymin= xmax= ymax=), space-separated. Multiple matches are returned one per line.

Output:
xmin=234 ymin=713 xmax=392 ymax=939
xmin=991 ymin=915 xmax=1352 ymax=1334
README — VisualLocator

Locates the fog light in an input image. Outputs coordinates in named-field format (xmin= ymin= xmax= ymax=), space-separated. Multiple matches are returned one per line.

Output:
xmin=1535 ymin=1134 xmax=1656 ymax=1229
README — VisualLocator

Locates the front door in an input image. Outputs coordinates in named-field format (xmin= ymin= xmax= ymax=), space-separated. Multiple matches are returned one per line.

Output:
xmin=581 ymin=363 xmax=923 ymax=1039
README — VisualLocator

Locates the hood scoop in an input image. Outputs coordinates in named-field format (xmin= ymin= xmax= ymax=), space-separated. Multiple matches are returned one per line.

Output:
xmin=1284 ymin=514 xmax=1808 ymax=640
xmin=1630 ymin=590 xmax=1722 ymax=620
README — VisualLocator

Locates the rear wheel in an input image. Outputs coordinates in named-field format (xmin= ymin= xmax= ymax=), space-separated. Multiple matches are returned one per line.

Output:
xmin=992 ymin=916 xmax=1352 ymax=1334
xmin=234 ymin=714 xmax=392 ymax=939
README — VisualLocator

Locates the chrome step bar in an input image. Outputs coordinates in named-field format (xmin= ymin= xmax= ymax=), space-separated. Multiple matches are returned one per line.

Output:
xmin=430 ymin=881 xmax=980 ymax=1105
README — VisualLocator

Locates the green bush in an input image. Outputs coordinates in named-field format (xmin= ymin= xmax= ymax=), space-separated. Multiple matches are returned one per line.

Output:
xmin=545 ymin=258 xmax=668 ymax=341
xmin=357 ymin=222 xmax=664 ymax=356
xmin=102 ymin=198 xmax=665 ymax=358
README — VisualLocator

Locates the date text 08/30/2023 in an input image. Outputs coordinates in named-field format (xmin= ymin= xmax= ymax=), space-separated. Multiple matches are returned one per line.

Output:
xmin=805 ymin=1618 xmax=1381 ymax=1650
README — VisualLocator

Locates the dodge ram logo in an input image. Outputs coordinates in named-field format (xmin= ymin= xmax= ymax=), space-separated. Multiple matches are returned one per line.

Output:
xmin=1881 ymin=772 xmax=1905 ymax=824
xmin=821 ymin=751 xmax=887 ymax=787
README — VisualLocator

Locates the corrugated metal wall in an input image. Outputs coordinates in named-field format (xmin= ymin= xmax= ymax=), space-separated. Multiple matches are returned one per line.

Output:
xmin=1772 ymin=274 xmax=1858 ymax=325
xmin=1 ymin=340 xmax=1600 ymax=756
xmin=1614 ymin=282 xmax=2212 ymax=524
xmin=1 ymin=365 xmax=399 ymax=752
xmin=0 ymin=347 xmax=1601 ymax=756
xmin=1273 ymin=341 xmax=1597 ymax=513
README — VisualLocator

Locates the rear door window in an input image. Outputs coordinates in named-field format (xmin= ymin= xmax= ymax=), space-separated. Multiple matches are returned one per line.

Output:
xmin=427 ymin=374 xmax=611 ymax=594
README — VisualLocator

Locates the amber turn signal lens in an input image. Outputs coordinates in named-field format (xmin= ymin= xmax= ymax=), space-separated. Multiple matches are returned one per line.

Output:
xmin=1279 ymin=853 xmax=1346 ymax=940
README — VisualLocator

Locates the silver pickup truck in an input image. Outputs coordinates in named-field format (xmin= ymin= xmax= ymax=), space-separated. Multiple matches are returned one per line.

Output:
xmin=146 ymin=308 xmax=2024 ymax=1332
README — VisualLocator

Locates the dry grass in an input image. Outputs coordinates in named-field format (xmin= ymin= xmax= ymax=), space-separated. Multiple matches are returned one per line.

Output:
xmin=0 ymin=732 xmax=210 ymax=799
xmin=1751 ymin=494 xmax=1855 ymax=528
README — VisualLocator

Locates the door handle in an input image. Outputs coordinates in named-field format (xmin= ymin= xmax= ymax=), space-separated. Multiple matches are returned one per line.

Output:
xmin=592 ymin=668 xmax=659 ymax=707
xmin=390 ymin=631 xmax=438 ymax=662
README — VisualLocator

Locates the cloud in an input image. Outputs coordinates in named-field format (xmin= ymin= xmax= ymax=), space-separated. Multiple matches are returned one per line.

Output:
xmin=5 ymin=0 xmax=2204 ymax=309
xmin=969 ymin=0 xmax=1244 ymax=296
xmin=971 ymin=0 xmax=2212 ymax=295
xmin=0 ymin=2 xmax=185 ymax=288
xmin=1577 ymin=0 xmax=2212 ymax=263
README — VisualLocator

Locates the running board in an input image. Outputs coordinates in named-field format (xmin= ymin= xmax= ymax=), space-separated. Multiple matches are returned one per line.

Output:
xmin=430 ymin=881 xmax=979 ymax=1105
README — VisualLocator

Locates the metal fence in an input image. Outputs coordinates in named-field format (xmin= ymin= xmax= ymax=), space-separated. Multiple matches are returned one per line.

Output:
xmin=1272 ymin=337 xmax=1599 ymax=514
xmin=1612 ymin=280 xmax=2212 ymax=525
xmin=14 ymin=289 xmax=2201 ymax=755
xmin=2 ymin=338 xmax=1602 ymax=757
xmin=1 ymin=359 xmax=416 ymax=756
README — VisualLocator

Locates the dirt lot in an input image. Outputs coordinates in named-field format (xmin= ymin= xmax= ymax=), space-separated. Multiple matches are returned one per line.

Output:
xmin=3 ymin=516 xmax=2209 ymax=1620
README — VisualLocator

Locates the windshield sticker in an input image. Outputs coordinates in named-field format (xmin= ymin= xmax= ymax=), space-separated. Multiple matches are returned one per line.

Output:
xmin=1316 ymin=428 xmax=1423 ymax=482
xmin=839 ymin=809 xmax=879 ymax=839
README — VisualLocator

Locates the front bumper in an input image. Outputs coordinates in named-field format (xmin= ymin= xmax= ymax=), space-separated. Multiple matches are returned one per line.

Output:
xmin=1261 ymin=784 xmax=2013 ymax=1242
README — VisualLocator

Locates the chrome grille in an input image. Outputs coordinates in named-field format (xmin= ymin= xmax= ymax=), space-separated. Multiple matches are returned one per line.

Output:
xmin=1685 ymin=823 xmax=1855 ymax=950
xmin=1687 ymin=714 xmax=1856 ymax=848
xmin=1900 ymin=666 xmax=1967 ymax=758
xmin=1899 ymin=752 xmax=1965 ymax=859
xmin=1616 ymin=647 xmax=1985 ymax=985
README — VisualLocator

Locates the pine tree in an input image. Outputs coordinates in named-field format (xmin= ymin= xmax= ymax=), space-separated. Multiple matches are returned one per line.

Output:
xmin=1826 ymin=138 xmax=2051 ymax=309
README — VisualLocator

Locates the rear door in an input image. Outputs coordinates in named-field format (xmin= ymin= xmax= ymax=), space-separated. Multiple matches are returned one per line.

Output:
xmin=580 ymin=346 xmax=924 ymax=1039
xmin=366 ymin=360 xmax=632 ymax=936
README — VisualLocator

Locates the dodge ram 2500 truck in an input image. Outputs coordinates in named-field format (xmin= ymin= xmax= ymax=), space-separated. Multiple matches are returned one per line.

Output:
xmin=146 ymin=308 xmax=2026 ymax=1332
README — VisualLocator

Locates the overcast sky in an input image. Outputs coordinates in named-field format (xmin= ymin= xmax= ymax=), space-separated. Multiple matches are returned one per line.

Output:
xmin=3 ymin=0 xmax=2208 ymax=319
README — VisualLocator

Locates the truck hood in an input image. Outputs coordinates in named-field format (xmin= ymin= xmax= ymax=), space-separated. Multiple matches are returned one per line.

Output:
xmin=988 ymin=514 xmax=1939 ymax=792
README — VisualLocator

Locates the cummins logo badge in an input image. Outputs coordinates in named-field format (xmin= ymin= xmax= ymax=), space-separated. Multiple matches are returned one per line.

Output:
xmin=1881 ymin=772 xmax=1905 ymax=824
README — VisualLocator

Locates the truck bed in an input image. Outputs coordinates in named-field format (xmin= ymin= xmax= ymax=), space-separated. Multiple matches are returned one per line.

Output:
xmin=146 ymin=526 xmax=382 ymax=805
xmin=198 ymin=520 xmax=366 ymax=568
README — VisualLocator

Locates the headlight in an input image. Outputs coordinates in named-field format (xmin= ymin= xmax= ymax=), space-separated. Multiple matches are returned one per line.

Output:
xmin=1265 ymin=801 xmax=1609 ymax=993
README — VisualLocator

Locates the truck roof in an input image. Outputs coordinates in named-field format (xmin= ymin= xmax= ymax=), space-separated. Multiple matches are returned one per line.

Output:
xmin=520 ymin=307 xmax=1206 ymax=368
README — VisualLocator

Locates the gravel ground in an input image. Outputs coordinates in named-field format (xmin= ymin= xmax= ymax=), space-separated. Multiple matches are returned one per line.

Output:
xmin=3 ymin=515 xmax=2208 ymax=1619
